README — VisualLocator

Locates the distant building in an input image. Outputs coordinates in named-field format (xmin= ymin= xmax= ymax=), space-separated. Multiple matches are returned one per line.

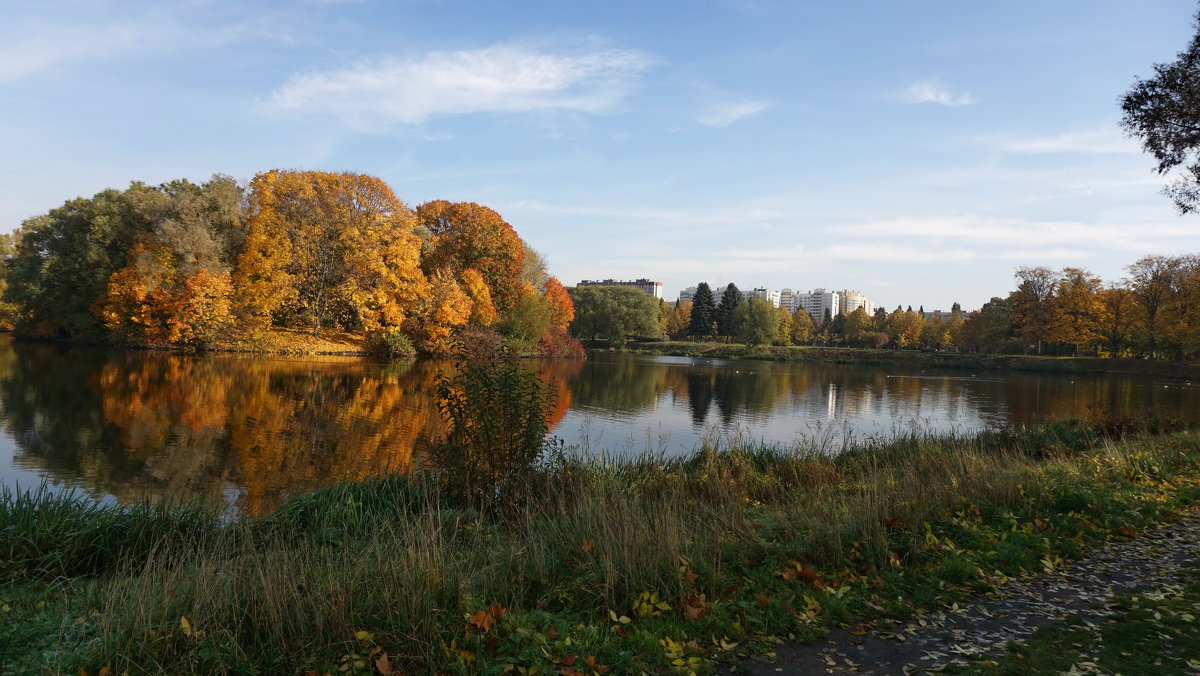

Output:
xmin=747 ymin=287 xmax=781 ymax=307
xmin=779 ymin=288 xmax=801 ymax=313
xmin=795 ymin=289 xmax=841 ymax=324
xmin=578 ymin=278 xmax=663 ymax=299
xmin=678 ymin=283 xmax=732 ymax=304
xmin=838 ymin=290 xmax=874 ymax=316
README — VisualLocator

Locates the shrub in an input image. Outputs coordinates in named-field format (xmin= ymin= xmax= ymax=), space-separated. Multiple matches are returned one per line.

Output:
xmin=368 ymin=327 xmax=416 ymax=359
xmin=428 ymin=350 xmax=561 ymax=515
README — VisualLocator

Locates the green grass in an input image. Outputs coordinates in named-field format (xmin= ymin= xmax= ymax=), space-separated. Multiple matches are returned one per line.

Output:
xmin=1 ymin=419 xmax=1199 ymax=674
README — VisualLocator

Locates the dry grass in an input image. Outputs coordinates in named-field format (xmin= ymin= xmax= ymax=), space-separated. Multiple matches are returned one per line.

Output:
xmin=4 ymin=419 xmax=1198 ymax=673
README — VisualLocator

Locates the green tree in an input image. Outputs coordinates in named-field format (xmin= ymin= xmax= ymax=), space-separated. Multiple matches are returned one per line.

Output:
xmin=829 ymin=311 xmax=847 ymax=344
xmin=495 ymin=288 xmax=553 ymax=345
xmin=1121 ymin=7 xmax=1200 ymax=213
xmin=687 ymin=283 xmax=717 ymax=339
xmin=0 ymin=233 xmax=22 ymax=330
xmin=732 ymin=297 xmax=780 ymax=347
xmin=5 ymin=189 xmax=144 ymax=337
xmin=715 ymin=283 xmax=742 ymax=337
xmin=567 ymin=286 xmax=662 ymax=345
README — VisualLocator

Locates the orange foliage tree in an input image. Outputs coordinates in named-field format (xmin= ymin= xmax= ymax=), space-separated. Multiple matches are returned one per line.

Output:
xmin=233 ymin=170 xmax=426 ymax=336
xmin=459 ymin=267 xmax=497 ymax=326
xmin=406 ymin=268 xmax=474 ymax=355
xmin=416 ymin=201 xmax=525 ymax=314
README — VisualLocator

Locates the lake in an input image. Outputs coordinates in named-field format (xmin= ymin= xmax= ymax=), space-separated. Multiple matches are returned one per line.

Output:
xmin=1 ymin=338 xmax=1196 ymax=516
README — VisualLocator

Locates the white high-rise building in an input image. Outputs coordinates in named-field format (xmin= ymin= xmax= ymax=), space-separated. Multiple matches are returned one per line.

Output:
xmin=839 ymin=290 xmax=874 ymax=316
xmin=747 ymin=287 xmax=781 ymax=307
xmin=779 ymin=288 xmax=801 ymax=313
xmin=796 ymin=289 xmax=841 ymax=324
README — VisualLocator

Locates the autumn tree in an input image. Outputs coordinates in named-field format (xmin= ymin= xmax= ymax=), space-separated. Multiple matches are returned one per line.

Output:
xmin=715 ymin=283 xmax=742 ymax=337
xmin=6 ymin=176 xmax=245 ymax=342
xmin=885 ymin=307 xmax=923 ymax=349
xmin=790 ymin=308 xmax=815 ymax=345
xmin=1050 ymin=267 xmax=1106 ymax=355
xmin=535 ymin=276 xmax=581 ymax=356
xmin=1158 ymin=255 xmax=1200 ymax=357
xmin=1097 ymin=285 xmax=1139 ymax=356
xmin=416 ymin=201 xmax=525 ymax=314
xmin=1127 ymin=255 xmax=1180 ymax=357
xmin=962 ymin=297 xmax=1014 ymax=353
xmin=542 ymin=276 xmax=574 ymax=330
xmin=667 ymin=301 xmax=693 ymax=339
xmin=233 ymin=170 xmax=425 ymax=337
xmin=459 ymin=268 xmax=497 ymax=326
xmin=774 ymin=306 xmax=794 ymax=345
xmin=687 ymin=283 xmax=717 ymax=339
xmin=406 ymin=268 xmax=472 ymax=355
xmin=1009 ymin=266 xmax=1060 ymax=354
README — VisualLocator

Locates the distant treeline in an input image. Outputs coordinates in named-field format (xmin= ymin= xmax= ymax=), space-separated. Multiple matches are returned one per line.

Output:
xmin=570 ymin=261 xmax=1200 ymax=359
xmin=0 ymin=171 xmax=581 ymax=357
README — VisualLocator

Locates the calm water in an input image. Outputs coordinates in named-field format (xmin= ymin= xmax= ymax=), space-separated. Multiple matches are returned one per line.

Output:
xmin=1 ymin=338 xmax=1197 ymax=516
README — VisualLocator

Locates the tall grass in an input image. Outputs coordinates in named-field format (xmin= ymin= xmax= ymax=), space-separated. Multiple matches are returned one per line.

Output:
xmin=3 ymin=417 xmax=1198 ymax=673
xmin=0 ymin=484 xmax=217 ymax=582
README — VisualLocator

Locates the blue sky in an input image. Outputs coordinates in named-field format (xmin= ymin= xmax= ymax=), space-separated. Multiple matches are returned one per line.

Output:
xmin=2 ymin=0 xmax=1198 ymax=311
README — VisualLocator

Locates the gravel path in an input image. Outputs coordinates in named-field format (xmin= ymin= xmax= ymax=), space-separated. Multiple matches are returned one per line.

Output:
xmin=732 ymin=509 xmax=1200 ymax=675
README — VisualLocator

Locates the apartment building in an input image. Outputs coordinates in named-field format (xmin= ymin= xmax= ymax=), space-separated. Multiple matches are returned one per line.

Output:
xmin=578 ymin=278 xmax=663 ymax=299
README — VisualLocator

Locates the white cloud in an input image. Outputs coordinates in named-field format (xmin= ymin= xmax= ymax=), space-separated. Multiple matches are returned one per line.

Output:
xmin=0 ymin=24 xmax=141 ymax=83
xmin=992 ymin=126 xmax=1138 ymax=155
xmin=264 ymin=44 xmax=655 ymax=126
xmin=905 ymin=79 xmax=975 ymax=106
xmin=0 ymin=9 xmax=301 ymax=85
xmin=696 ymin=99 xmax=769 ymax=127
xmin=834 ymin=215 xmax=1192 ymax=252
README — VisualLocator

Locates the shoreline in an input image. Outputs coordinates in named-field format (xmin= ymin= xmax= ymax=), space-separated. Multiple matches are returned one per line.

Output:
xmin=6 ymin=332 xmax=1197 ymax=380
xmin=601 ymin=340 xmax=1200 ymax=380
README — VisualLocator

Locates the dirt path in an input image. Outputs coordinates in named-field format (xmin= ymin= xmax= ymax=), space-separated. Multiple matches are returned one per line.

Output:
xmin=732 ymin=509 xmax=1200 ymax=675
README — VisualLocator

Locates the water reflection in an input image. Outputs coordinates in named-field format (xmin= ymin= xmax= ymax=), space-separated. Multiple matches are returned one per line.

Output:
xmin=1 ymin=342 xmax=1197 ymax=515
xmin=1 ymin=343 xmax=452 ymax=516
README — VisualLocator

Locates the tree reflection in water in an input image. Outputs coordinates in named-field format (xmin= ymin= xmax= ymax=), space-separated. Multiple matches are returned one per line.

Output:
xmin=1 ymin=344 xmax=1197 ymax=515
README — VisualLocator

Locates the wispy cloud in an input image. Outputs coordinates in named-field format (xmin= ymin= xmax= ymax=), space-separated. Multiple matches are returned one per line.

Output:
xmin=0 ymin=9 xmax=302 ymax=85
xmin=0 ymin=24 xmax=141 ymax=83
xmin=696 ymin=99 xmax=769 ymax=127
xmin=834 ymin=215 xmax=1191 ymax=252
xmin=264 ymin=44 xmax=655 ymax=127
xmin=990 ymin=126 xmax=1138 ymax=155
xmin=904 ymin=79 xmax=975 ymax=106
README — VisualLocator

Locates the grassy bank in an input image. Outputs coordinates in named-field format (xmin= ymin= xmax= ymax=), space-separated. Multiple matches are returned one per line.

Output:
xmin=606 ymin=340 xmax=1200 ymax=380
xmin=3 ymin=419 xmax=1200 ymax=674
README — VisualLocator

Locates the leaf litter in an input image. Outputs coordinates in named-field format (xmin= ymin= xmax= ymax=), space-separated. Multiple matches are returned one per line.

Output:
xmin=732 ymin=508 xmax=1200 ymax=675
